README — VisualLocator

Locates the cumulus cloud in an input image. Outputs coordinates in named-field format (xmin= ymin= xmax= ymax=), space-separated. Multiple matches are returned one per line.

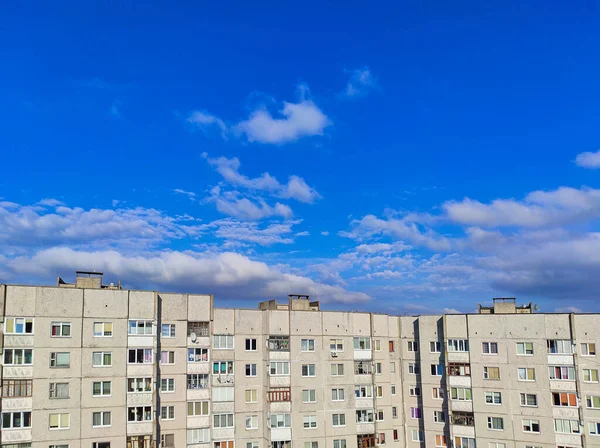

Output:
xmin=4 ymin=247 xmax=370 ymax=304
xmin=236 ymin=99 xmax=330 ymax=144
xmin=575 ymin=149 xmax=600 ymax=169
xmin=343 ymin=67 xmax=376 ymax=98
xmin=202 ymin=218 xmax=300 ymax=246
xmin=203 ymin=154 xmax=321 ymax=203
xmin=320 ymin=231 xmax=330 ymax=236
xmin=207 ymin=187 xmax=293 ymax=220
xmin=187 ymin=110 xmax=228 ymax=136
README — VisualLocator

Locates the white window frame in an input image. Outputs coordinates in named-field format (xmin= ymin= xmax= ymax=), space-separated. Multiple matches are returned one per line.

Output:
xmin=303 ymin=415 xmax=317 ymax=429
xmin=49 ymin=382 xmax=70 ymax=399
xmin=246 ymin=363 xmax=257 ymax=377
xmin=128 ymin=320 xmax=154 ymax=336
xmin=245 ymin=415 xmax=259 ymax=430
xmin=92 ymin=351 xmax=112 ymax=367
xmin=49 ymin=413 xmax=70 ymax=430
xmin=92 ymin=411 xmax=112 ymax=427
xmin=160 ymin=378 xmax=175 ymax=393
xmin=245 ymin=338 xmax=257 ymax=351
xmin=517 ymin=367 xmax=536 ymax=381
xmin=92 ymin=381 xmax=111 ymax=397
xmin=485 ymin=391 xmax=502 ymax=405
xmin=430 ymin=341 xmax=441 ymax=353
xmin=332 ymin=388 xmax=345 ymax=402
xmin=213 ymin=335 xmax=234 ymax=349
xmin=301 ymin=339 xmax=315 ymax=352
xmin=51 ymin=321 xmax=71 ymax=338
xmin=487 ymin=416 xmax=504 ymax=431
xmin=245 ymin=389 xmax=258 ymax=403
xmin=332 ymin=413 xmax=346 ymax=427
xmin=270 ymin=361 xmax=290 ymax=376
xmin=522 ymin=419 xmax=540 ymax=433
xmin=93 ymin=321 xmax=113 ymax=337
xmin=302 ymin=364 xmax=316 ymax=377
xmin=482 ymin=342 xmax=498 ymax=355
xmin=329 ymin=339 xmax=344 ymax=352
xmin=331 ymin=362 xmax=344 ymax=376
xmin=160 ymin=405 xmax=175 ymax=420
xmin=302 ymin=389 xmax=317 ymax=403
xmin=4 ymin=317 xmax=34 ymax=334
xmin=516 ymin=342 xmax=534 ymax=356
xmin=161 ymin=323 xmax=176 ymax=338
xmin=581 ymin=342 xmax=596 ymax=356
xmin=520 ymin=393 xmax=537 ymax=407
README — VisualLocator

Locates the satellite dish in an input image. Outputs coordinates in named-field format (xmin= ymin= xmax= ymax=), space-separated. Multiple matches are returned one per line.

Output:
xmin=533 ymin=304 xmax=540 ymax=311
xmin=190 ymin=332 xmax=197 ymax=342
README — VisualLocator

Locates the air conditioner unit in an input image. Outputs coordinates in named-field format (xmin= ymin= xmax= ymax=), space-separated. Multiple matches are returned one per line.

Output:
xmin=331 ymin=352 xmax=338 ymax=358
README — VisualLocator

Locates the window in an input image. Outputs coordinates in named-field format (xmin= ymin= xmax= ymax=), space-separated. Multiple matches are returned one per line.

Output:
xmin=374 ymin=340 xmax=381 ymax=351
xmin=448 ymin=339 xmax=469 ymax=352
xmin=92 ymin=351 xmax=112 ymax=367
xmin=356 ymin=409 xmax=374 ymax=423
xmin=518 ymin=367 xmax=535 ymax=382
xmin=482 ymin=342 xmax=498 ymax=354
xmin=213 ymin=387 xmax=235 ymax=402
xmin=187 ymin=428 xmax=210 ymax=444
xmin=187 ymin=401 xmax=209 ymax=416
xmin=1 ymin=379 xmax=32 ymax=397
xmin=448 ymin=363 xmax=471 ymax=376
xmin=354 ymin=361 xmax=372 ymax=375
xmin=375 ymin=362 xmax=382 ymax=374
xmin=412 ymin=430 xmax=424 ymax=442
xmin=331 ymin=363 xmax=344 ymax=376
xmin=589 ymin=422 xmax=600 ymax=435
xmin=549 ymin=365 xmax=576 ymax=380
xmin=391 ymin=385 xmax=396 ymax=395
xmin=303 ymin=415 xmax=317 ymax=429
xmin=160 ymin=378 xmax=175 ymax=393
xmin=454 ymin=439 xmax=475 ymax=448
xmin=3 ymin=348 xmax=33 ymax=365
xmin=128 ymin=320 xmax=153 ymax=335
xmin=582 ymin=342 xmax=596 ymax=356
xmin=451 ymin=411 xmax=474 ymax=426
xmin=522 ymin=419 xmax=540 ymax=433
xmin=92 ymin=381 xmax=111 ymax=397
xmin=332 ymin=413 xmax=346 ymax=427
xmin=554 ymin=419 xmax=580 ymax=434
xmin=267 ymin=336 xmax=289 ymax=351
xmin=49 ymin=413 xmax=70 ymax=429
xmin=49 ymin=382 xmax=70 ymax=399
xmin=1 ymin=411 xmax=32 ymax=428
xmin=392 ymin=407 xmax=398 ymax=418
xmin=430 ymin=341 xmax=441 ymax=352
xmin=516 ymin=342 xmax=534 ymax=355
xmin=270 ymin=361 xmax=290 ymax=376
xmin=213 ymin=361 xmax=234 ymax=375
xmin=304 ymin=443 xmax=317 ymax=448
xmin=270 ymin=413 xmax=291 ymax=428
xmin=376 ymin=386 xmax=383 ymax=397
xmin=93 ymin=411 xmax=112 ymax=427
xmin=127 ymin=406 xmax=152 ymax=422
xmin=488 ymin=444 xmax=504 ymax=448
xmin=390 ymin=362 xmax=396 ymax=373
xmin=435 ymin=435 xmax=447 ymax=447
xmin=246 ymin=364 xmax=257 ymax=377
xmin=409 ymin=385 xmax=421 ymax=396
xmin=51 ymin=322 xmax=71 ymax=337
xmin=484 ymin=366 xmax=500 ymax=379
xmin=4 ymin=317 xmax=34 ymax=334
xmin=161 ymin=350 xmax=175 ymax=364
xmin=584 ymin=369 xmax=599 ymax=382
xmin=410 ymin=407 xmax=422 ymax=419
xmin=187 ymin=374 xmax=209 ymax=389
xmin=333 ymin=440 xmax=346 ymax=448
xmin=393 ymin=431 xmax=399 ymax=442
xmin=245 ymin=338 xmax=257 ymax=351
xmin=431 ymin=364 xmax=443 ymax=376
xmin=553 ymin=392 xmax=577 ymax=407
xmin=245 ymin=389 xmax=258 ymax=403
xmin=128 ymin=348 xmax=152 ymax=364
xmin=50 ymin=445 xmax=69 ymax=448
xmin=50 ymin=352 xmax=70 ymax=368
xmin=547 ymin=339 xmax=573 ymax=354
xmin=451 ymin=387 xmax=472 ymax=401
xmin=378 ymin=433 xmax=385 ymax=445
xmin=408 ymin=362 xmax=420 ymax=374
xmin=485 ymin=391 xmax=501 ymax=404
xmin=520 ymin=393 xmax=537 ymax=407
xmin=128 ymin=377 xmax=152 ymax=393
xmin=432 ymin=387 xmax=444 ymax=399
xmin=586 ymin=395 xmax=600 ymax=409
xmin=488 ymin=417 xmax=504 ymax=430
xmin=92 ymin=443 xmax=111 ymax=448
xmin=188 ymin=347 xmax=209 ymax=362
xmin=188 ymin=321 xmax=209 ymax=336
xmin=94 ymin=322 xmax=113 ymax=337
xmin=389 ymin=340 xmax=395 ymax=352
xmin=214 ymin=335 xmax=234 ymax=349
xmin=302 ymin=364 xmax=316 ymax=377
xmin=434 ymin=411 xmax=445 ymax=423
xmin=301 ymin=339 xmax=315 ymax=351
xmin=161 ymin=324 xmax=175 ymax=337
xmin=213 ymin=414 xmax=235 ymax=429
xmin=161 ymin=434 xmax=175 ymax=448
xmin=407 ymin=341 xmax=418 ymax=352
xmin=245 ymin=415 xmax=258 ymax=429
xmin=248 ymin=443 xmax=259 ymax=448
xmin=303 ymin=389 xmax=317 ymax=402
xmin=353 ymin=337 xmax=371 ymax=350
xmin=355 ymin=385 xmax=373 ymax=398
xmin=330 ymin=339 xmax=344 ymax=352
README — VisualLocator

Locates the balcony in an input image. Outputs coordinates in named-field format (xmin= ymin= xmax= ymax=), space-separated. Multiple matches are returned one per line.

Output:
xmin=354 ymin=361 xmax=373 ymax=375
xmin=451 ymin=412 xmax=474 ymax=426
xmin=357 ymin=435 xmax=377 ymax=448
xmin=268 ymin=388 xmax=291 ymax=402
xmin=268 ymin=336 xmax=290 ymax=352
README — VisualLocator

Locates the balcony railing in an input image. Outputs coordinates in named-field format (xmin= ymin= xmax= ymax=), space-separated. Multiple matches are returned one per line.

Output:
xmin=451 ymin=412 xmax=474 ymax=426
xmin=268 ymin=388 xmax=291 ymax=402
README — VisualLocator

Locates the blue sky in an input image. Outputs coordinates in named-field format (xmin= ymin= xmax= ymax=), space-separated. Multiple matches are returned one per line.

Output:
xmin=1 ymin=1 xmax=600 ymax=314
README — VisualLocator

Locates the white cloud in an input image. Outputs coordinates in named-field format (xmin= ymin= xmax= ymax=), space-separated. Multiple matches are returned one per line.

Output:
xmin=38 ymin=198 xmax=64 ymax=207
xmin=575 ymin=149 xmax=600 ymax=169
xmin=5 ymin=247 xmax=371 ymax=304
xmin=443 ymin=187 xmax=600 ymax=228
xmin=443 ymin=308 xmax=462 ymax=314
xmin=236 ymin=99 xmax=330 ymax=144
xmin=187 ymin=110 xmax=228 ymax=136
xmin=208 ymin=187 xmax=292 ymax=220
xmin=320 ymin=231 xmax=330 ymax=236
xmin=555 ymin=306 xmax=583 ymax=313
xmin=173 ymin=189 xmax=197 ymax=200
xmin=204 ymin=154 xmax=321 ymax=203
xmin=343 ymin=67 xmax=376 ymax=98
xmin=202 ymin=218 xmax=299 ymax=246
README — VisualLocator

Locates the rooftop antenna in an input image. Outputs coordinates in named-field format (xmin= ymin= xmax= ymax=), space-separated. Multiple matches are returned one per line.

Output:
xmin=533 ymin=304 xmax=540 ymax=312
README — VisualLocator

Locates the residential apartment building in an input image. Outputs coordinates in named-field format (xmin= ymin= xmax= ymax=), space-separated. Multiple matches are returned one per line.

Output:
xmin=1 ymin=272 xmax=600 ymax=448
